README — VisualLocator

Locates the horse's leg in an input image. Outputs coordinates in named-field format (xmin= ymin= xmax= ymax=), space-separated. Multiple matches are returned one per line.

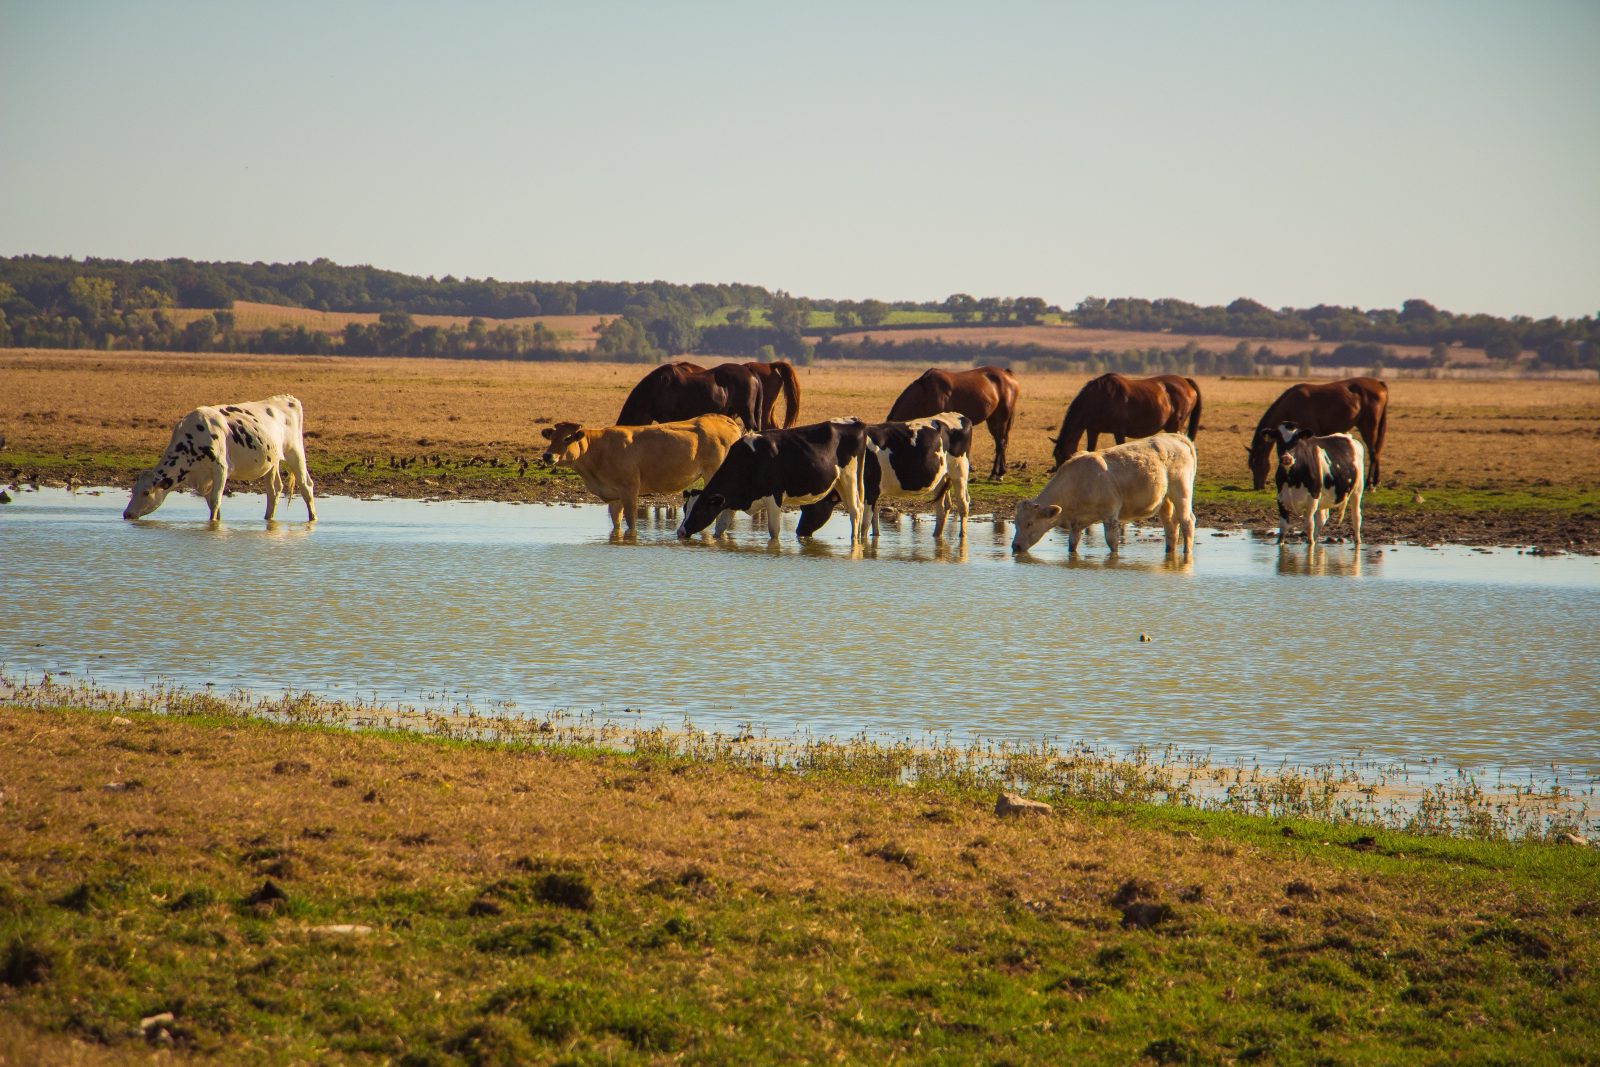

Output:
xmin=1085 ymin=430 xmax=1098 ymax=453
xmin=988 ymin=409 xmax=1011 ymax=479
xmin=1114 ymin=433 xmax=1126 ymax=445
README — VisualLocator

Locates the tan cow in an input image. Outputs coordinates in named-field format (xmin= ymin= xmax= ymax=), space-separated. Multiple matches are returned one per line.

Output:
xmin=1010 ymin=432 xmax=1196 ymax=558
xmin=539 ymin=414 xmax=743 ymax=533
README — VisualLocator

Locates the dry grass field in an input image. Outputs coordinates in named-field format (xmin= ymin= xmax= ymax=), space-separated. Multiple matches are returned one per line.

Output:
xmin=5 ymin=349 xmax=1596 ymax=489
xmin=165 ymin=301 xmax=606 ymax=349
xmin=1 ymin=701 xmax=1595 ymax=1063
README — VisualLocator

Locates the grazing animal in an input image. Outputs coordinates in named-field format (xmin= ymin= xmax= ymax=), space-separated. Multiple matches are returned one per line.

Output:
xmin=1273 ymin=424 xmax=1365 ymax=545
xmin=795 ymin=413 xmax=973 ymax=541
xmin=1247 ymin=377 xmax=1387 ymax=490
xmin=123 ymin=395 xmax=316 ymax=522
xmin=617 ymin=361 xmax=764 ymax=431
xmin=1010 ymin=433 xmax=1196 ymax=558
xmin=887 ymin=365 xmax=1019 ymax=479
xmin=666 ymin=360 xmax=802 ymax=429
xmin=1052 ymin=373 xmax=1202 ymax=468
xmin=539 ymin=415 xmax=743 ymax=533
xmin=677 ymin=419 xmax=869 ymax=543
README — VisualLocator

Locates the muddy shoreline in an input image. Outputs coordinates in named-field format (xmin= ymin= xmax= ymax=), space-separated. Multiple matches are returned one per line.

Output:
xmin=9 ymin=459 xmax=1597 ymax=554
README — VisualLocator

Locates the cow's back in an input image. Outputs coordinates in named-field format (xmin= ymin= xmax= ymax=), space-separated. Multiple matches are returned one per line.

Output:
xmin=1099 ymin=434 xmax=1195 ymax=519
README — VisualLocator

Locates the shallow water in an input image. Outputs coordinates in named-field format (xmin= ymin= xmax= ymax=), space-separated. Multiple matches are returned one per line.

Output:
xmin=4 ymin=487 xmax=1598 ymax=794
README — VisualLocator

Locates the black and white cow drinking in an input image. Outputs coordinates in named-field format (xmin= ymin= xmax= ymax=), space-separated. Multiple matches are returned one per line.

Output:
xmin=795 ymin=413 xmax=973 ymax=541
xmin=676 ymin=419 xmax=869 ymax=542
xmin=1274 ymin=422 xmax=1366 ymax=544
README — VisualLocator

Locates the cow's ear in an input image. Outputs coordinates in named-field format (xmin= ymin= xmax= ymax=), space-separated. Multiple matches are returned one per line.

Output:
xmin=158 ymin=477 xmax=174 ymax=490
xmin=539 ymin=427 xmax=553 ymax=440
xmin=703 ymin=493 xmax=724 ymax=511
xmin=1041 ymin=504 xmax=1062 ymax=520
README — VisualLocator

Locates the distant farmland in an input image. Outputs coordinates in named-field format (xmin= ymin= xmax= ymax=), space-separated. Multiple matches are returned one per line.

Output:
xmin=168 ymin=301 xmax=606 ymax=350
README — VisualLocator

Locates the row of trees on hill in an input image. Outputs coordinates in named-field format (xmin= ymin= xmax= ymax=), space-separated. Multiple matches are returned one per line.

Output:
xmin=1073 ymin=296 xmax=1599 ymax=368
xmin=1 ymin=256 xmax=1595 ymax=371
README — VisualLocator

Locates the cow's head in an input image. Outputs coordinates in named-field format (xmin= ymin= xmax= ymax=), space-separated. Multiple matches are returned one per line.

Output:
xmin=676 ymin=434 xmax=768 ymax=538
xmin=538 ymin=422 xmax=585 ymax=466
xmin=1010 ymin=499 xmax=1062 ymax=554
xmin=123 ymin=469 xmax=175 ymax=520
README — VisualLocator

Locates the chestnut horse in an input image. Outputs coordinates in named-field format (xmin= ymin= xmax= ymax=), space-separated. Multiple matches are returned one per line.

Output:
xmin=1247 ymin=377 xmax=1388 ymax=489
xmin=1050 ymin=373 xmax=1202 ymax=469
xmin=888 ymin=365 xmax=1019 ymax=479
xmin=617 ymin=361 xmax=764 ymax=431
xmin=631 ymin=360 xmax=800 ymax=430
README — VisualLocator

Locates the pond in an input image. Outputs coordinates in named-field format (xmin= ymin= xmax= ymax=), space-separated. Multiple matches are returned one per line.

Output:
xmin=3 ymin=486 xmax=1597 ymax=798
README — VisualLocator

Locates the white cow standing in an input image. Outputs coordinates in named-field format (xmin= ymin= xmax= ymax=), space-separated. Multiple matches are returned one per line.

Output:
xmin=1010 ymin=432 xmax=1196 ymax=558
xmin=123 ymin=395 xmax=317 ymax=522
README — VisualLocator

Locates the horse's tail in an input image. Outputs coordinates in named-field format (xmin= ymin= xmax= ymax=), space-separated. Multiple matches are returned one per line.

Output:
xmin=1184 ymin=378 xmax=1203 ymax=440
xmin=772 ymin=360 xmax=801 ymax=428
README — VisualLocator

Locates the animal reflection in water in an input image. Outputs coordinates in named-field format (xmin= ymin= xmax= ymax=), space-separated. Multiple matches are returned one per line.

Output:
xmin=1277 ymin=544 xmax=1367 ymax=578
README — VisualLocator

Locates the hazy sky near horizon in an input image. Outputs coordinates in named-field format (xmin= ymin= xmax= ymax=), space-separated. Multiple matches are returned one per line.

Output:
xmin=2 ymin=1 xmax=1595 ymax=318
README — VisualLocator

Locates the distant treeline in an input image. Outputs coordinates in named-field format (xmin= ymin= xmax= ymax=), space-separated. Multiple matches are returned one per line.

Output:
xmin=1072 ymin=296 xmax=1598 ymax=369
xmin=0 ymin=255 xmax=1594 ymax=371
xmin=816 ymin=335 xmax=1549 ymax=376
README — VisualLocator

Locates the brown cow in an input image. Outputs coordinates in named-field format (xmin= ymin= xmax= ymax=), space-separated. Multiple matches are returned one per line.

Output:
xmin=540 ymin=415 xmax=743 ymax=533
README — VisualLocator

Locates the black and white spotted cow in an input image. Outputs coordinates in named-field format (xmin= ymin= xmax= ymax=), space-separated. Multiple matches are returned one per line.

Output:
xmin=676 ymin=419 xmax=869 ymax=542
xmin=795 ymin=412 xmax=974 ymax=541
xmin=123 ymin=395 xmax=316 ymax=522
xmin=1274 ymin=422 xmax=1365 ymax=544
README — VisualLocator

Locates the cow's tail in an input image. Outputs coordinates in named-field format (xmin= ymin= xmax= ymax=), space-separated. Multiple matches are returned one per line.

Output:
xmin=1184 ymin=378 xmax=1202 ymax=440
xmin=772 ymin=360 xmax=801 ymax=427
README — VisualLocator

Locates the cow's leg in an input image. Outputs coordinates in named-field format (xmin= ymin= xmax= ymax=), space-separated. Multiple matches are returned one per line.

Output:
xmin=1349 ymin=493 xmax=1363 ymax=545
xmin=1104 ymin=514 xmax=1122 ymax=554
xmin=264 ymin=466 xmax=281 ymax=521
xmin=765 ymin=496 xmax=783 ymax=539
xmin=285 ymin=445 xmax=316 ymax=521
xmin=712 ymin=510 xmax=733 ymax=538
xmin=607 ymin=500 xmax=625 ymax=532
xmin=1159 ymin=499 xmax=1177 ymax=555
xmin=1067 ymin=522 xmax=1083 ymax=554
xmin=872 ymin=503 xmax=882 ymax=539
xmin=835 ymin=469 xmax=865 ymax=545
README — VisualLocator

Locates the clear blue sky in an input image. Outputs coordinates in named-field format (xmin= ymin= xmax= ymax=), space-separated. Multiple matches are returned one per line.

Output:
xmin=2 ymin=1 xmax=1596 ymax=318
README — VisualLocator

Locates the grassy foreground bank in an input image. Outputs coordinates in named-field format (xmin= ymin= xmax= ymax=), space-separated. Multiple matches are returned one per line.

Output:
xmin=2 ymin=700 xmax=1597 ymax=1065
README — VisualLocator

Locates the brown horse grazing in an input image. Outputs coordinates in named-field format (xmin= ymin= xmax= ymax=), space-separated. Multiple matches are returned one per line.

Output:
xmin=887 ymin=365 xmax=1020 ymax=479
xmin=1050 ymin=373 xmax=1202 ymax=469
xmin=657 ymin=360 xmax=800 ymax=429
xmin=617 ymin=361 xmax=763 ymax=431
xmin=1247 ymin=377 xmax=1388 ymax=490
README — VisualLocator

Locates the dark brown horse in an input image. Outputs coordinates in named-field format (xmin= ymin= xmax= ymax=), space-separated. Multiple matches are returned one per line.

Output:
xmin=1247 ymin=377 xmax=1388 ymax=489
xmin=1050 ymin=373 xmax=1202 ymax=469
xmin=648 ymin=360 xmax=800 ymax=429
xmin=888 ymin=365 xmax=1019 ymax=479
xmin=617 ymin=361 xmax=764 ymax=431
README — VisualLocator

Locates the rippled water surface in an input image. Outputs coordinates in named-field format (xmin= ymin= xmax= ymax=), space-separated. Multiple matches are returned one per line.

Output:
xmin=4 ymin=487 xmax=1597 ymax=788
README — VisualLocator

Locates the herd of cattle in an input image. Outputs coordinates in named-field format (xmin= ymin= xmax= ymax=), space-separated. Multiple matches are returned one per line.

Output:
xmin=122 ymin=364 xmax=1391 ymax=555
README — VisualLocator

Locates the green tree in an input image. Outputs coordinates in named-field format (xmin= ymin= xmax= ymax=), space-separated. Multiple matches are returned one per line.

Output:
xmin=594 ymin=316 xmax=662 ymax=362
xmin=1013 ymin=297 xmax=1047 ymax=324
xmin=858 ymin=299 xmax=890 ymax=327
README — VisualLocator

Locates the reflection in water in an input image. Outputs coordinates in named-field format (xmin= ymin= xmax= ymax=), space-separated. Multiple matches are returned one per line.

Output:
xmin=1276 ymin=545 xmax=1368 ymax=578
xmin=5 ymin=489 xmax=1599 ymax=796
